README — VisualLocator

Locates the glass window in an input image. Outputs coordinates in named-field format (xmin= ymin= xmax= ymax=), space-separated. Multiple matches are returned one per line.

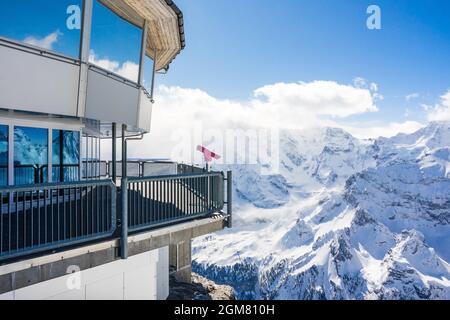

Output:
xmin=52 ymin=130 xmax=80 ymax=182
xmin=0 ymin=125 xmax=8 ymax=186
xmin=143 ymin=56 xmax=156 ymax=93
xmin=52 ymin=129 xmax=62 ymax=182
xmin=0 ymin=0 xmax=82 ymax=57
xmin=90 ymin=0 xmax=142 ymax=82
xmin=14 ymin=127 xmax=48 ymax=185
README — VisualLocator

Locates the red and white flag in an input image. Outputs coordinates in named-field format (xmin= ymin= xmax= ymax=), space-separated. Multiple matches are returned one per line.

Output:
xmin=197 ymin=145 xmax=221 ymax=163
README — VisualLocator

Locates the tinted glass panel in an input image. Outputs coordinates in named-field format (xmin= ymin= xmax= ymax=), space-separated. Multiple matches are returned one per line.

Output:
xmin=143 ymin=56 xmax=156 ymax=93
xmin=0 ymin=125 xmax=8 ymax=186
xmin=14 ymin=127 xmax=48 ymax=185
xmin=90 ymin=0 xmax=142 ymax=82
xmin=0 ymin=0 xmax=82 ymax=57
xmin=52 ymin=130 xmax=80 ymax=182
xmin=64 ymin=131 xmax=80 ymax=165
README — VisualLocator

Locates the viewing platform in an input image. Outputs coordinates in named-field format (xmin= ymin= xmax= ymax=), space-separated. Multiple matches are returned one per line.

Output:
xmin=0 ymin=163 xmax=232 ymax=300
xmin=0 ymin=0 xmax=231 ymax=300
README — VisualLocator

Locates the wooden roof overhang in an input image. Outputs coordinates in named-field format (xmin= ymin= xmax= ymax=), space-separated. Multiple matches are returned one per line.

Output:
xmin=98 ymin=0 xmax=185 ymax=71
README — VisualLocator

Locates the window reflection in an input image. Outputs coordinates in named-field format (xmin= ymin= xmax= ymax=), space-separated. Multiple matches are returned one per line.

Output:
xmin=0 ymin=125 xmax=8 ymax=186
xmin=52 ymin=130 xmax=80 ymax=182
xmin=0 ymin=0 xmax=82 ymax=57
xmin=143 ymin=56 xmax=156 ymax=93
xmin=14 ymin=127 xmax=48 ymax=185
xmin=90 ymin=0 xmax=142 ymax=82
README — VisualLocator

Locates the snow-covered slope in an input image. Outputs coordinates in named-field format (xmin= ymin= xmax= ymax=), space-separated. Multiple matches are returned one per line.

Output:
xmin=193 ymin=122 xmax=450 ymax=300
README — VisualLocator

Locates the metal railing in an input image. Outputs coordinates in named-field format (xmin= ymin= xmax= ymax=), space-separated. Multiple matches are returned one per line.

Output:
xmin=14 ymin=165 xmax=43 ymax=185
xmin=80 ymin=161 xmax=206 ymax=181
xmin=177 ymin=163 xmax=206 ymax=174
xmin=50 ymin=165 xmax=80 ymax=182
xmin=0 ymin=180 xmax=116 ymax=261
xmin=112 ymin=161 xmax=179 ymax=179
xmin=0 ymin=168 xmax=231 ymax=263
xmin=82 ymin=160 xmax=108 ymax=180
xmin=12 ymin=164 xmax=81 ymax=185
xmin=127 ymin=172 xmax=225 ymax=233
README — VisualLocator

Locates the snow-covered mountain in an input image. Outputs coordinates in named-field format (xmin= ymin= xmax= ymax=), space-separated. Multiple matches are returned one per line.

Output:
xmin=193 ymin=121 xmax=450 ymax=300
xmin=14 ymin=128 xmax=48 ymax=165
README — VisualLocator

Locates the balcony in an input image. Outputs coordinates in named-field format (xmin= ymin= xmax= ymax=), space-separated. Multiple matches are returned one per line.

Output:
xmin=0 ymin=37 xmax=80 ymax=117
xmin=0 ymin=165 xmax=232 ymax=263
xmin=84 ymin=65 xmax=154 ymax=132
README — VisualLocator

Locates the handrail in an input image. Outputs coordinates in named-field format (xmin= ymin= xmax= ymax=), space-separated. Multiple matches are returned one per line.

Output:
xmin=128 ymin=171 xmax=223 ymax=182
xmin=0 ymin=36 xmax=148 ymax=90
xmin=0 ymin=169 xmax=231 ymax=263
xmin=88 ymin=63 xmax=141 ymax=88
xmin=0 ymin=36 xmax=80 ymax=65
xmin=0 ymin=180 xmax=117 ymax=262
xmin=0 ymin=179 xmax=115 ymax=193
xmin=127 ymin=172 xmax=225 ymax=233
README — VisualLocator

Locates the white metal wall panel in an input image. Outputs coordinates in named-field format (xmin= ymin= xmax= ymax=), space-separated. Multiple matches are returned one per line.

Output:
xmin=138 ymin=90 xmax=153 ymax=132
xmin=85 ymin=69 xmax=140 ymax=127
xmin=157 ymin=246 xmax=170 ymax=300
xmin=0 ymin=292 xmax=14 ymax=300
xmin=0 ymin=45 xmax=153 ymax=132
xmin=85 ymin=274 xmax=124 ymax=300
xmin=0 ymin=45 xmax=79 ymax=116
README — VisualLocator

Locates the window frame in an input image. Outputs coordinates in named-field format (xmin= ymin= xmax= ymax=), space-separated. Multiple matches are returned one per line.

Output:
xmin=0 ymin=118 xmax=82 ymax=186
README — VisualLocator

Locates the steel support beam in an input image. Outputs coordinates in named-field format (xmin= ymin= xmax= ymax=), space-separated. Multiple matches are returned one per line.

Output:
xmin=112 ymin=123 xmax=117 ymax=184
xmin=120 ymin=124 xmax=128 ymax=259
xmin=227 ymin=171 xmax=232 ymax=228
xmin=138 ymin=20 xmax=148 ymax=86
xmin=77 ymin=0 xmax=93 ymax=117
xmin=150 ymin=48 xmax=157 ymax=103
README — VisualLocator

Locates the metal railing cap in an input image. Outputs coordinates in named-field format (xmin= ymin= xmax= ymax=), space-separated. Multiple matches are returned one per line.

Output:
xmin=0 ymin=179 xmax=115 ymax=193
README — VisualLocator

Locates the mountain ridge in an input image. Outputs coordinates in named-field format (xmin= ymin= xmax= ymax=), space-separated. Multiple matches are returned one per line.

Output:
xmin=193 ymin=121 xmax=450 ymax=300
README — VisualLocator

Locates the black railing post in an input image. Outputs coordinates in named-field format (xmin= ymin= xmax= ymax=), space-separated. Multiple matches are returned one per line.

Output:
xmin=120 ymin=124 xmax=128 ymax=259
xmin=112 ymin=123 xmax=117 ymax=184
xmin=226 ymin=171 xmax=232 ymax=228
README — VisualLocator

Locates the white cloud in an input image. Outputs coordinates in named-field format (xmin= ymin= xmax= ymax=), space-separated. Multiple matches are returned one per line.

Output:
xmin=88 ymin=51 xmax=139 ymax=82
xmin=156 ymin=81 xmax=379 ymax=132
xmin=23 ymin=30 xmax=61 ymax=50
xmin=253 ymin=81 xmax=379 ymax=119
xmin=370 ymin=82 xmax=379 ymax=92
xmin=353 ymin=77 xmax=368 ymax=89
xmin=421 ymin=104 xmax=432 ymax=111
xmin=120 ymin=81 xmax=390 ymax=161
xmin=112 ymin=84 xmax=450 ymax=163
xmin=340 ymin=121 xmax=425 ymax=140
xmin=352 ymin=77 xmax=383 ymax=101
xmin=406 ymin=93 xmax=420 ymax=101
xmin=427 ymin=90 xmax=450 ymax=122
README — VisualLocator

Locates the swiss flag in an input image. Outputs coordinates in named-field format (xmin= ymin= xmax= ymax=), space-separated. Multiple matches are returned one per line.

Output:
xmin=197 ymin=145 xmax=221 ymax=162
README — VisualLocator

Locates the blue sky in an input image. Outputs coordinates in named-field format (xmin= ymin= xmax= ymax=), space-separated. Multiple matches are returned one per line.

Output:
xmin=161 ymin=0 xmax=450 ymax=126
xmin=1 ymin=0 xmax=449 ymax=135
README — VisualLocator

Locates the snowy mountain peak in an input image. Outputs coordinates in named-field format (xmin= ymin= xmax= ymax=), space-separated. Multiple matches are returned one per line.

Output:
xmin=194 ymin=122 xmax=450 ymax=300
xmin=380 ymin=121 xmax=450 ymax=150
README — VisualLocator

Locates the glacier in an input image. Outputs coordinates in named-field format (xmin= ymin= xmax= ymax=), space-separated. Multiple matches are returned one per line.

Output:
xmin=192 ymin=121 xmax=450 ymax=300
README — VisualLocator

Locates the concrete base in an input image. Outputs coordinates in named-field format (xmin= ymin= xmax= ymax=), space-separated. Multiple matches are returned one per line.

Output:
xmin=0 ymin=215 xmax=227 ymax=300
xmin=0 ymin=248 xmax=168 ymax=300
xmin=170 ymin=241 xmax=192 ymax=283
